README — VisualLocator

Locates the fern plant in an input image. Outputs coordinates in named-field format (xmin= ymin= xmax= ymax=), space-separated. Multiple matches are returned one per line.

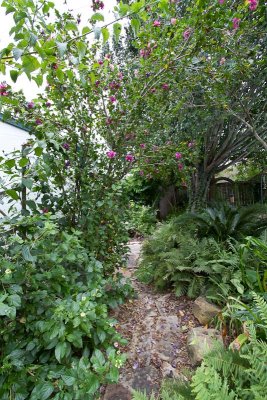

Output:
xmin=183 ymin=203 xmax=267 ymax=242
xmin=137 ymin=218 xmax=243 ymax=302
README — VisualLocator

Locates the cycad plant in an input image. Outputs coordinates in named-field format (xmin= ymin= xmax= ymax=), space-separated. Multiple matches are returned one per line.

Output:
xmin=183 ymin=203 xmax=267 ymax=242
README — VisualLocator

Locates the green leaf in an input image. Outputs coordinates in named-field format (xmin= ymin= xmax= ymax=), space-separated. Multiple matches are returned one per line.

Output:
xmin=30 ymin=382 xmax=54 ymax=400
xmin=82 ymin=26 xmax=90 ymax=35
xmin=34 ymin=147 xmax=43 ymax=156
xmin=10 ymin=70 xmax=19 ymax=82
xmin=113 ymin=23 xmax=122 ymax=43
xmin=61 ymin=375 xmax=75 ymax=386
xmin=56 ymin=42 xmax=68 ymax=58
xmin=0 ymin=302 xmax=16 ymax=319
xmin=101 ymin=27 xmax=110 ymax=44
xmin=13 ymin=47 xmax=23 ymax=60
xmin=108 ymin=366 xmax=119 ymax=382
xmin=55 ymin=342 xmax=67 ymax=362
xmin=131 ymin=19 xmax=141 ymax=37
xmin=22 ymin=245 xmax=34 ymax=262
xmin=65 ymin=21 xmax=78 ymax=31
xmin=77 ymin=41 xmax=87 ymax=60
xmin=19 ymin=157 xmax=29 ymax=167
xmin=7 ymin=294 xmax=21 ymax=308
xmin=91 ymin=13 xmax=105 ymax=22
xmin=22 ymin=55 xmax=40 ymax=75
xmin=22 ymin=178 xmax=33 ymax=189
xmin=5 ymin=189 xmax=20 ymax=201
xmin=5 ymin=158 xmax=16 ymax=168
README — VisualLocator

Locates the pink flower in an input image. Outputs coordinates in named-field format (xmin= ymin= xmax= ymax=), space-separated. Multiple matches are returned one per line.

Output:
xmin=162 ymin=83 xmax=169 ymax=90
xmin=139 ymin=170 xmax=144 ymax=176
xmin=35 ymin=118 xmax=43 ymax=125
xmin=140 ymin=143 xmax=146 ymax=149
xmin=98 ymin=59 xmax=104 ymax=65
xmin=232 ymin=18 xmax=240 ymax=30
xmin=118 ymin=72 xmax=123 ymax=80
xmin=248 ymin=0 xmax=258 ymax=11
xmin=183 ymin=28 xmax=192 ymax=40
xmin=0 ymin=82 xmax=8 ymax=96
xmin=153 ymin=20 xmax=161 ymax=27
xmin=188 ymin=142 xmax=194 ymax=148
xmin=125 ymin=154 xmax=134 ymax=162
xmin=150 ymin=88 xmax=156 ymax=93
xmin=218 ymin=0 xmax=224 ymax=4
xmin=27 ymin=101 xmax=35 ymax=109
xmin=178 ymin=163 xmax=183 ymax=171
xmin=220 ymin=57 xmax=226 ymax=65
xmin=175 ymin=152 xmax=182 ymax=159
xmin=109 ymin=96 xmax=117 ymax=103
xmin=106 ymin=150 xmax=117 ymax=159
xmin=171 ymin=18 xmax=177 ymax=25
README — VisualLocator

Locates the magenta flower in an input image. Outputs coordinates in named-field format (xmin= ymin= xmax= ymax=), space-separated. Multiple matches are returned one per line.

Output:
xmin=106 ymin=150 xmax=117 ymax=159
xmin=153 ymin=20 xmax=161 ymax=27
xmin=183 ymin=29 xmax=192 ymax=40
xmin=232 ymin=18 xmax=240 ymax=30
xmin=178 ymin=163 xmax=183 ymax=171
xmin=140 ymin=143 xmax=146 ymax=149
xmin=150 ymin=88 xmax=156 ymax=93
xmin=35 ymin=118 xmax=43 ymax=125
xmin=188 ymin=142 xmax=194 ymax=148
xmin=218 ymin=0 xmax=224 ymax=4
xmin=27 ymin=101 xmax=35 ymax=109
xmin=248 ymin=0 xmax=258 ymax=11
xmin=63 ymin=143 xmax=70 ymax=150
xmin=171 ymin=18 xmax=177 ymax=25
xmin=139 ymin=170 xmax=144 ymax=176
xmin=0 ymin=82 xmax=8 ymax=96
xmin=98 ymin=59 xmax=104 ymax=65
xmin=125 ymin=154 xmax=134 ymax=162
xmin=109 ymin=95 xmax=117 ymax=103
xmin=175 ymin=152 xmax=182 ymax=159
xmin=162 ymin=83 xmax=169 ymax=90
xmin=45 ymin=101 xmax=51 ymax=107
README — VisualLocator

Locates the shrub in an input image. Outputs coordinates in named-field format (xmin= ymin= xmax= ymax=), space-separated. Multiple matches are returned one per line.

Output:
xmin=0 ymin=216 xmax=129 ymax=399
xmin=125 ymin=201 xmax=157 ymax=237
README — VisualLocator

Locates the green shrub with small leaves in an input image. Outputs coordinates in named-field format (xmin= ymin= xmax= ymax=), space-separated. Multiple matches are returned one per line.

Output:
xmin=0 ymin=215 xmax=130 ymax=399
xmin=125 ymin=201 xmax=158 ymax=237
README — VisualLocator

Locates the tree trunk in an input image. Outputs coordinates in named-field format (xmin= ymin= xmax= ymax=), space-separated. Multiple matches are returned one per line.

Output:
xmin=188 ymin=165 xmax=212 ymax=211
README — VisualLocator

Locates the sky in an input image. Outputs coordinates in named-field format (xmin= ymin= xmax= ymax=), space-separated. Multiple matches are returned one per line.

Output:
xmin=0 ymin=0 xmax=117 ymax=97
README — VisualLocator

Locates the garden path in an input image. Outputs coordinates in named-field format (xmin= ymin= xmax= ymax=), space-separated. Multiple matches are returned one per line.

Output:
xmin=103 ymin=240 xmax=199 ymax=400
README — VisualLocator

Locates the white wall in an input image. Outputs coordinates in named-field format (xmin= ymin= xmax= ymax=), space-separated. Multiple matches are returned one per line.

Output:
xmin=0 ymin=121 xmax=30 ymax=215
xmin=0 ymin=121 xmax=29 ymax=153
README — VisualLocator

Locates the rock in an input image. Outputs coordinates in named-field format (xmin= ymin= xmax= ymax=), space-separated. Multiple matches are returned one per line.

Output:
xmin=187 ymin=327 xmax=223 ymax=365
xmin=104 ymin=384 xmax=132 ymax=400
xmin=192 ymin=297 xmax=221 ymax=325
xmin=131 ymin=365 xmax=160 ymax=395
xmin=161 ymin=361 xmax=180 ymax=379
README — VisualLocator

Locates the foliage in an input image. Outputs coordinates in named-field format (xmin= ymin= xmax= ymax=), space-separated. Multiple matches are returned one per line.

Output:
xmin=137 ymin=217 xmax=242 ymax=301
xmin=137 ymin=214 xmax=267 ymax=303
xmin=125 ymin=201 xmax=157 ymax=237
xmin=0 ymin=215 xmax=131 ymax=399
xmin=184 ymin=203 xmax=267 ymax=242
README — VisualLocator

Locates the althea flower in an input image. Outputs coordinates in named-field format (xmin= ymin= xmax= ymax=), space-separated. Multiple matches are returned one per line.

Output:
xmin=125 ymin=154 xmax=134 ymax=162
xmin=175 ymin=152 xmax=182 ymax=159
xmin=106 ymin=150 xmax=117 ymax=159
